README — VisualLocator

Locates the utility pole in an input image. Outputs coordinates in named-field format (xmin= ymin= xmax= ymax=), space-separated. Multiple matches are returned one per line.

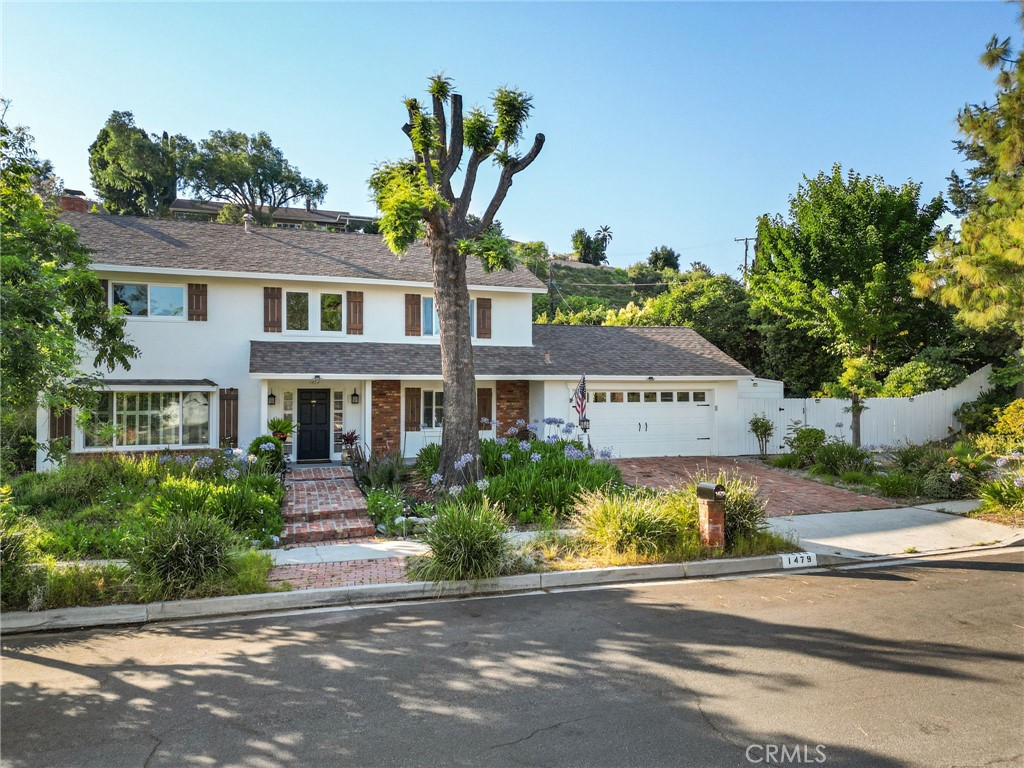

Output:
xmin=735 ymin=236 xmax=755 ymax=286
xmin=548 ymin=256 xmax=556 ymax=317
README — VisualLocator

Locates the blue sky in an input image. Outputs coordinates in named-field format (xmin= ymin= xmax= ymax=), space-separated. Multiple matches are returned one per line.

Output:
xmin=2 ymin=1 xmax=1017 ymax=274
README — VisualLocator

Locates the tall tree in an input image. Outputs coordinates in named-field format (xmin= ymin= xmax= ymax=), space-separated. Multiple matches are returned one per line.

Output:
xmin=912 ymin=12 xmax=1024 ymax=394
xmin=570 ymin=226 xmax=609 ymax=265
xmin=370 ymin=75 xmax=543 ymax=484
xmin=751 ymin=164 xmax=946 ymax=444
xmin=88 ymin=111 xmax=189 ymax=216
xmin=2 ymin=110 xmax=138 ymax=460
xmin=647 ymin=245 xmax=680 ymax=271
xmin=594 ymin=224 xmax=613 ymax=251
xmin=185 ymin=130 xmax=327 ymax=225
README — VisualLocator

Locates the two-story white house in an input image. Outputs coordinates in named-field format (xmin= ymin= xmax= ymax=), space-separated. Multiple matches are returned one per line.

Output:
xmin=37 ymin=213 xmax=781 ymax=470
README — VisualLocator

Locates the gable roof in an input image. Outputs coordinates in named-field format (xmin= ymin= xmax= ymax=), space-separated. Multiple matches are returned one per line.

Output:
xmin=62 ymin=212 xmax=545 ymax=291
xmin=250 ymin=325 xmax=753 ymax=379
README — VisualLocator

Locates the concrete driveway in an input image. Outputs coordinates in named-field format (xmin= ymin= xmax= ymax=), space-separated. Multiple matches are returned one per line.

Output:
xmin=615 ymin=456 xmax=892 ymax=516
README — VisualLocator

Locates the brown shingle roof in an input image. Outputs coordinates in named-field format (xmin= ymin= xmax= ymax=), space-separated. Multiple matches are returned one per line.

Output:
xmin=250 ymin=326 xmax=752 ymax=378
xmin=63 ymin=212 xmax=545 ymax=290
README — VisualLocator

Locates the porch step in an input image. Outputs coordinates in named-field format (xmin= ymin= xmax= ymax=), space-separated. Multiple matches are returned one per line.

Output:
xmin=285 ymin=506 xmax=369 ymax=524
xmin=286 ymin=466 xmax=355 ymax=482
xmin=281 ymin=518 xmax=377 ymax=545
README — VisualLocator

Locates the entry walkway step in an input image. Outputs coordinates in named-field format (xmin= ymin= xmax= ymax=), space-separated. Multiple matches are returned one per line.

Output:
xmin=281 ymin=464 xmax=375 ymax=546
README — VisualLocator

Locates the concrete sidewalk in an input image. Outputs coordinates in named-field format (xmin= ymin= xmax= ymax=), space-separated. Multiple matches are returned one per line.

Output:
xmin=269 ymin=539 xmax=428 ymax=565
xmin=768 ymin=500 xmax=1023 ymax=558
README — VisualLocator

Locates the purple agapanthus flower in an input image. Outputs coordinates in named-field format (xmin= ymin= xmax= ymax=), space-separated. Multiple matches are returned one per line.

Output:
xmin=501 ymin=453 xmax=512 ymax=461
xmin=515 ymin=418 xmax=527 ymax=428
xmin=495 ymin=437 xmax=508 ymax=446
xmin=530 ymin=452 xmax=542 ymax=463
xmin=950 ymin=472 xmax=963 ymax=483
xmin=1014 ymin=476 xmax=1024 ymax=488
xmin=430 ymin=473 xmax=443 ymax=486
xmin=453 ymin=453 xmax=475 ymax=471
xmin=195 ymin=455 xmax=214 ymax=469
xmin=564 ymin=445 xmax=587 ymax=461
xmin=223 ymin=468 xmax=241 ymax=480
xmin=448 ymin=484 xmax=463 ymax=496
xmin=475 ymin=479 xmax=489 ymax=491
xmin=519 ymin=440 xmax=530 ymax=451
xmin=543 ymin=417 xmax=565 ymax=426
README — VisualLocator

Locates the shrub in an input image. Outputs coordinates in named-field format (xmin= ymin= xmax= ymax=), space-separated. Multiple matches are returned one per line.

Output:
xmin=880 ymin=353 xmax=967 ymax=397
xmin=128 ymin=511 xmax=240 ymax=599
xmin=150 ymin=476 xmax=211 ymax=516
xmin=366 ymin=487 xmax=407 ymax=532
xmin=749 ymin=414 xmax=775 ymax=457
xmin=813 ymin=441 xmax=871 ymax=477
xmin=34 ymin=564 xmax=136 ymax=610
xmin=247 ymin=435 xmax=285 ymax=474
xmin=783 ymin=423 xmax=827 ymax=468
xmin=992 ymin=399 xmax=1024 ymax=446
xmin=412 ymin=443 xmax=442 ymax=486
xmin=872 ymin=472 xmax=922 ymax=498
xmin=979 ymin=473 xmax=1024 ymax=513
xmin=955 ymin=387 xmax=1016 ymax=434
xmin=770 ymin=453 xmax=803 ymax=469
xmin=573 ymin=488 xmax=691 ymax=557
xmin=889 ymin=442 xmax=933 ymax=474
xmin=353 ymin=448 xmax=406 ymax=491
xmin=839 ymin=470 xmax=872 ymax=485
xmin=407 ymin=499 xmax=510 ymax=582
xmin=208 ymin=484 xmax=283 ymax=544
xmin=1 ymin=493 xmax=42 ymax=610
xmin=217 ymin=550 xmax=275 ymax=596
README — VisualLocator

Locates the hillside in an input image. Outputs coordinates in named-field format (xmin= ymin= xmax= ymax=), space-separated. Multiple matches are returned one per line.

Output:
xmin=527 ymin=258 xmax=669 ymax=319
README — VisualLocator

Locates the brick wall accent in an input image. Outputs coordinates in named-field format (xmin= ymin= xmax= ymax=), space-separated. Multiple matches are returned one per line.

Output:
xmin=371 ymin=380 xmax=401 ymax=455
xmin=496 ymin=380 xmax=531 ymax=433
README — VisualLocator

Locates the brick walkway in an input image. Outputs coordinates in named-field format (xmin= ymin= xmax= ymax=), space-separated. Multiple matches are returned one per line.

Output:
xmin=280 ymin=465 xmax=376 ymax=545
xmin=614 ymin=456 xmax=892 ymax=517
xmin=267 ymin=557 xmax=408 ymax=590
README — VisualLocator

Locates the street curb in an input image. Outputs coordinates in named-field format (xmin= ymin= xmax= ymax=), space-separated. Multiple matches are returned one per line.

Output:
xmin=0 ymin=553 xmax=856 ymax=636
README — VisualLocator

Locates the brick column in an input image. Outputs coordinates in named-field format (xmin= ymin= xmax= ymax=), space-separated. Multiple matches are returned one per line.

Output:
xmin=370 ymin=380 xmax=401 ymax=456
xmin=496 ymin=380 xmax=531 ymax=433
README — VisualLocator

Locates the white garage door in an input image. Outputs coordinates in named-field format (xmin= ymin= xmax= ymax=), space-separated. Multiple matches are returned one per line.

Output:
xmin=586 ymin=388 xmax=715 ymax=458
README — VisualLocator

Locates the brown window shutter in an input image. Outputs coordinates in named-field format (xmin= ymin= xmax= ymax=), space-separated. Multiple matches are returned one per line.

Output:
xmin=347 ymin=291 xmax=364 ymax=335
xmin=476 ymin=388 xmax=493 ymax=427
xmin=405 ymin=294 xmax=421 ymax=336
xmin=49 ymin=407 xmax=72 ymax=441
xmin=477 ymin=298 xmax=491 ymax=339
xmin=405 ymin=388 xmax=421 ymax=432
xmin=219 ymin=388 xmax=239 ymax=448
xmin=264 ymin=287 xmax=282 ymax=332
xmin=188 ymin=283 xmax=208 ymax=321
xmin=99 ymin=279 xmax=109 ymax=304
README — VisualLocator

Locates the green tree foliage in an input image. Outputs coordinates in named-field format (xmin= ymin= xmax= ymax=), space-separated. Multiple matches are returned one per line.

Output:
xmin=1 ymin=111 xmax=139 ymax=463
xmin=912 ymin=14 xmax=1023 ymax=391
xmin=571 ymin=226 xmax=610 ymax=265
xmin=603 ymin=264 xmax=761 ymax=373
xmin=880 ymin=347 xmax=969 ymax=397
xmin=647 ymin=245 xmax=680 ymax=271
xmin=185 ymin=130 xmax=327 ymax=225
xmin=215 ymin=203 xmax=245 ymax=225
xmin=751 ymin=165 xmax=947 ymax=442
xmin=369 ymin=75 xmax=544 ymax=483
xmin=88 ymin=111 xmax=190 ymax=216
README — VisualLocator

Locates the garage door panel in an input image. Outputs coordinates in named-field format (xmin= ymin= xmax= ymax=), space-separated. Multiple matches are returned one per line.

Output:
xmin=586 ymin=389 xmax=715 ymax=458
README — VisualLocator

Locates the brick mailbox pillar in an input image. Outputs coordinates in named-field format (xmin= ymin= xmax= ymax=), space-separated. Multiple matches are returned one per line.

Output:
xmin=696 ymin=482 xmax=726 ymax=549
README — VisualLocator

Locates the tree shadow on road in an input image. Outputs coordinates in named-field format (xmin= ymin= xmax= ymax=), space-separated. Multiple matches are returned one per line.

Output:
xmin=3 ymin=565 xmax=1022 ymax=768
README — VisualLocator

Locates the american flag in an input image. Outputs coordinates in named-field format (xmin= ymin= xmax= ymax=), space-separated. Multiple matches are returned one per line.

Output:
xmin=572 ymin=374 xmax=587 ymax=421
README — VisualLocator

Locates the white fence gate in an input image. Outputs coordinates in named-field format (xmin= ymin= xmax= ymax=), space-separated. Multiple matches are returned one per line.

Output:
xmin=736 ymin=366 xmax=992 ymax=454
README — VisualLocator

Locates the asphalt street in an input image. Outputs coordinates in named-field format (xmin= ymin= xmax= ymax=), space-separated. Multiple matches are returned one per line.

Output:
xmin=2 ymin=550 xmax=1023 ymax=768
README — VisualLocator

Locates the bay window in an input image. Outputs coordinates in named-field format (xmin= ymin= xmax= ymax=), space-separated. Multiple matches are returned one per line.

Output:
xmin=82 ymin=390 xmax=211 ymax=449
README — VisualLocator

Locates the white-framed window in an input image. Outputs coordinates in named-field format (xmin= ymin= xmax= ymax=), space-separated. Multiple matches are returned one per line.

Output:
xmin=282 ymin=290 xmax=347 ymax=334
xmin=332 ymin=390 xmax=345 ymax=450
xmin=82 ymin=390 xmax=211 ymax=449
xmin=423 ymin=390 xmax=444 ymax=429
xmin=320 ymin=293 xmax=344 ymax=332
xmin=285 ymin=291 xmax=309 ymax=331
xmin=421 ymin=297 xmax=476 ymax=337
xmin=112 ymin=283 xmax=185 ymax=319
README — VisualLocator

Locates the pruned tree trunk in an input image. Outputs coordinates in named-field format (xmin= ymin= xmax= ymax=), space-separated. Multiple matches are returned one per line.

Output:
xmin=428 ymin=224 xmax=481 ymax=485
xmin=850 ymin=391 xmax=862 ymax=448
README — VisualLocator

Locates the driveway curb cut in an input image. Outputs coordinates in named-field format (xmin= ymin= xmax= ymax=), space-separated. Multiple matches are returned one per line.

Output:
xmin=0 ymin=552 xmax=855 ymax=636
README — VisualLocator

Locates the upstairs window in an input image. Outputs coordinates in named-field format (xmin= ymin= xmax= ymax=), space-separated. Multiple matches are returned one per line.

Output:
xmin=320 ymin=293 xmax=344 ymax=332
xmin=422 ymin=297 xmax=476 ymax=337
xmin=113 ymin=283 xmax=184 ymax=318
xmin=286 ymin=291 xmax=309 ymax=331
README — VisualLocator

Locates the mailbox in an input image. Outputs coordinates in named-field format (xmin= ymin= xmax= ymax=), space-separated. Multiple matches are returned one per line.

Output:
xmin=696 ymin=482 xmax=726 ymax=501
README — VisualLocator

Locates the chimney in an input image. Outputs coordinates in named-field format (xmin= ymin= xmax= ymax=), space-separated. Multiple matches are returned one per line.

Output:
xmin=243 ymin=213 xmax=254 ymax=233
xmin=59 ymin=190 xmax=89 ymax=213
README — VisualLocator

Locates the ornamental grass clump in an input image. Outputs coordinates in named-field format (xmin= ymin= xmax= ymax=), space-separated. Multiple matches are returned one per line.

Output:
xmin=573 ymin=488 xmax=692 ymax=558
xmin=407 ymin=499 xmax=510 ymax=582
xmin=128 ymin=511 xmax=240 ymax=600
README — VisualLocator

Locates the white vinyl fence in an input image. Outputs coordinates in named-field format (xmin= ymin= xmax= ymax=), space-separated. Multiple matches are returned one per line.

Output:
xmin=737 ymin=366 xmax=992 ymax=454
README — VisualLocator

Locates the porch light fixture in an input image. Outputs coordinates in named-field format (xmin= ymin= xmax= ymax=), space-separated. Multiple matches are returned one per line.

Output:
xmin=350 ymin=388 xmax=360 ymax=405
xmin=312 ymin=375 xmax=321 ymax=384
xmin=579 ymin=417 xmax=591 ymax=433
xmin=267 ymin=391 xmax=277 ymax=406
